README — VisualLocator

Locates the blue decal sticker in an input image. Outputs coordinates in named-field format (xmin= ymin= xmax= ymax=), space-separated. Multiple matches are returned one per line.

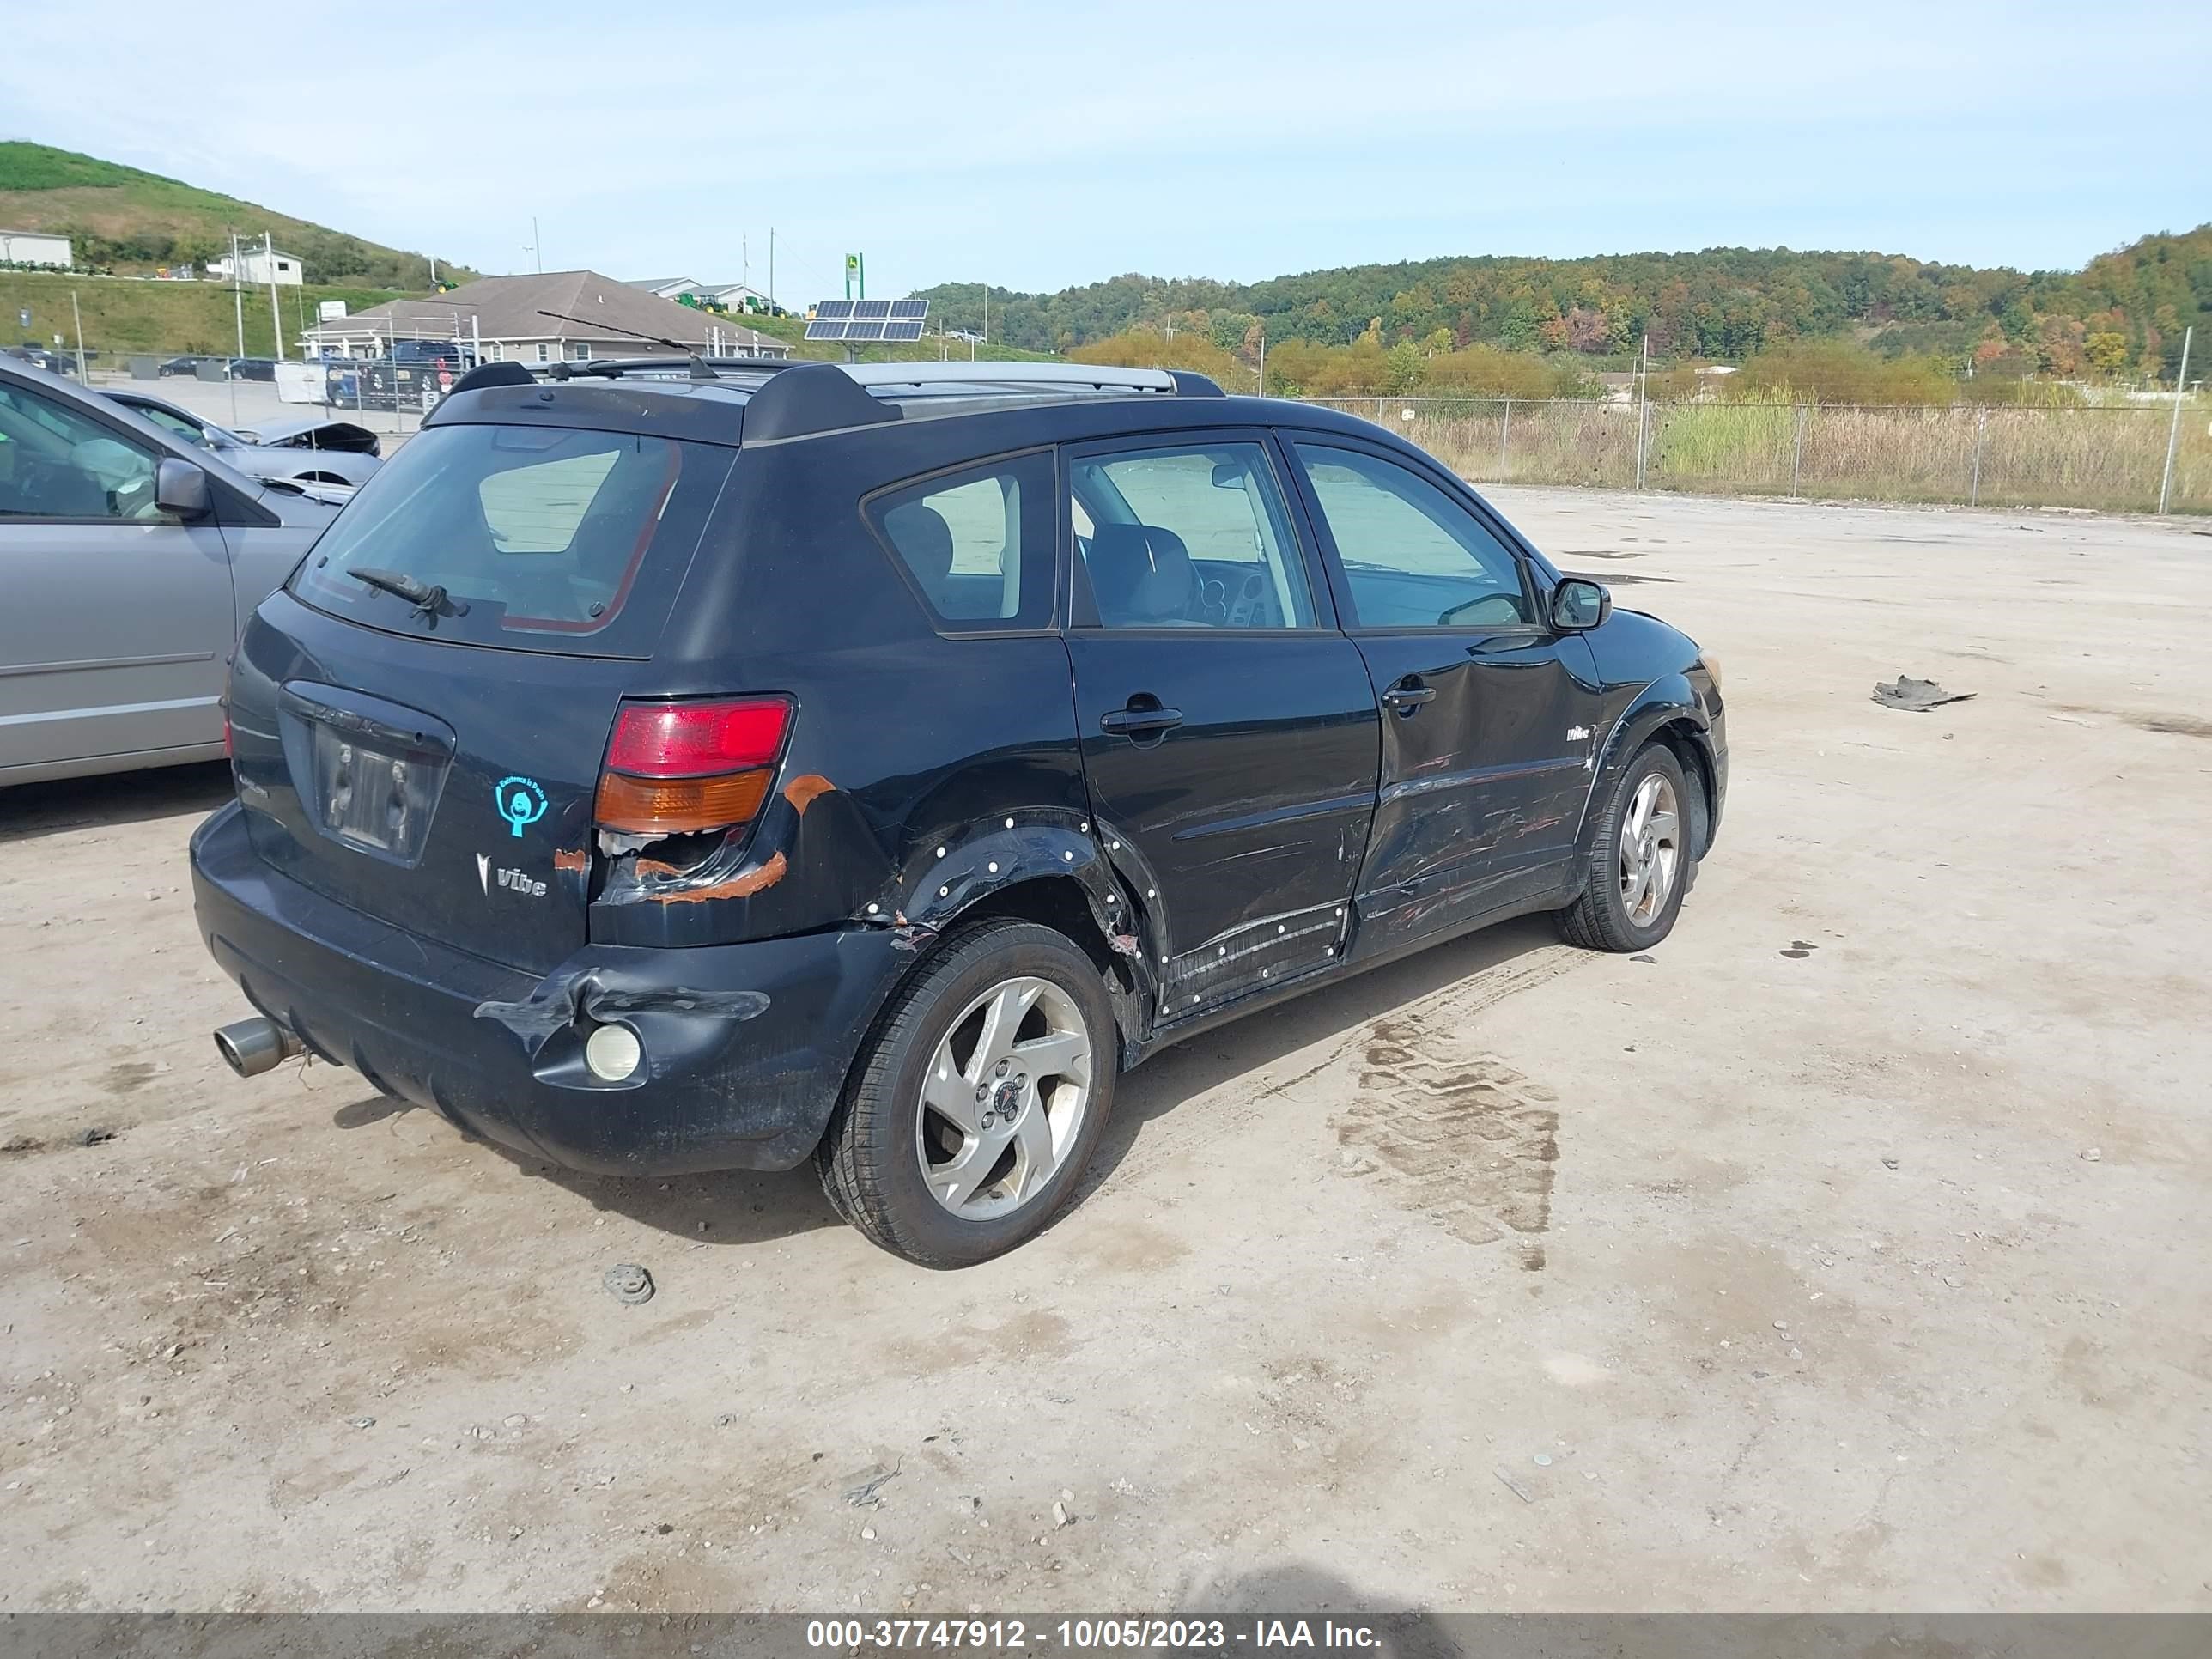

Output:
xmin=494 ymin=775 xmax=549 ymax=838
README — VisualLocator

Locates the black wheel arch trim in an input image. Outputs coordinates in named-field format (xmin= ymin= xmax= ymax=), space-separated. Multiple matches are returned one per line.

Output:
xmin=1575 ymin=678 xmax=1720 ymax=862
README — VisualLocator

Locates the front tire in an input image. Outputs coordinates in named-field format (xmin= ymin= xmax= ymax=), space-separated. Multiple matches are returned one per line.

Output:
xmin=817 ymin=919 xmax=1116 ymax=1267
xmin=1558 ymin=742 xmax=1692 ymax=952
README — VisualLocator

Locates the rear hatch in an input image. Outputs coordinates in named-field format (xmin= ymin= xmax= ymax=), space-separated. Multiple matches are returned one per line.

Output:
xmin=229 ymin=419 xmax=738 ymax=974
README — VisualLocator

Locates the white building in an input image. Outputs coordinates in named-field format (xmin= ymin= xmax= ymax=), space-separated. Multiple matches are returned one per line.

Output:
xmin=706 ymin=282 xmax=777 ymax=314
xmin=627 ymin=278 xmax=781 ymax=315
xmin=0 ymin=229 xmax=72 ymax=269
xmin=210 ymin=246 xmax=305 ymax=286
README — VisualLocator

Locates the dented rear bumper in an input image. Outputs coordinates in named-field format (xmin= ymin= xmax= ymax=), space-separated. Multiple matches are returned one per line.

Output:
xmin=190 ymin=800 xmax=902 ymax=1175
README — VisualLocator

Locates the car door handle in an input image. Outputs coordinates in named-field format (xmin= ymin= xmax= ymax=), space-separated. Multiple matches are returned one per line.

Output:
xmin=1382 ymin=684 xmax=1437 ymax=712
xmin=1100 ymin=705 xmax=1184 ymax=736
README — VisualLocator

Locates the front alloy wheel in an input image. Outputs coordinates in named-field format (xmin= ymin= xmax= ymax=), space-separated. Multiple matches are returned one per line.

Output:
xmin=1557 ymin=741 xmax=1694 ymax=952
xmin=1618 ymin=771 xmax=1681 ymax=927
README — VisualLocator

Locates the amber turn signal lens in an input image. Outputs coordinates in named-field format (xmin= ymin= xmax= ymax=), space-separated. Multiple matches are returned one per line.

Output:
xmin=594 ymin=767 xmax=771 ymax=836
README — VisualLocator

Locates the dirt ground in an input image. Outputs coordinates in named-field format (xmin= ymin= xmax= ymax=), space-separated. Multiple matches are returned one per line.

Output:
xmin=3 ymin=488 xmax=2208 ymax=1616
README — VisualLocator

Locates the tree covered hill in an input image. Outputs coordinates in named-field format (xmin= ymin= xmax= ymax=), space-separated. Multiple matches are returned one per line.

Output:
xmin=918 ymin=227 xmax=2212 ymax=381
xmin=0 ymin=142 xmax=472 ymax=290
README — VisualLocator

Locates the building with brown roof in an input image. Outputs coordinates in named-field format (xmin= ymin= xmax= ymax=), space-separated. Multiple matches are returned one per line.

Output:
xmin=298 ymin=270 xmax=789 ymax=363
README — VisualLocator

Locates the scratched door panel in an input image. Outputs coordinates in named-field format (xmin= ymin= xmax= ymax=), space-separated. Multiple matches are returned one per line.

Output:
xmin=1347 ymin=631 xmax=1601 ymax=951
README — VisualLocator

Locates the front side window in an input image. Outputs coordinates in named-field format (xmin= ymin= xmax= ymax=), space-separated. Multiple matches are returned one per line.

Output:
xmin=1295 ymin=442 xmax=1531 ymax=629
xmin=865 ymin=451 xmax=1054 ymax=630
xmin=1071 ymin=441 xmax=1316 ymax=629
xmin=135 ymin=404 xmax=212 ymax=448
xmin=0 ymin=383 xmax=161 ymax=520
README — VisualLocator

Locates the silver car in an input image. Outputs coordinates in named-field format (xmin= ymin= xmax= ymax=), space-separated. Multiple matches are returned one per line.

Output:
xmin=0 ymin=357 xmax=342 ymax=787
xmin=102 ymin=387 xmax=383 ymax=489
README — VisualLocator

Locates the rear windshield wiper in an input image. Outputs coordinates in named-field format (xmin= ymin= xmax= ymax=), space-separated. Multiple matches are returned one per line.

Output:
xmin=346 ymin=566 xmax=467 ymax=620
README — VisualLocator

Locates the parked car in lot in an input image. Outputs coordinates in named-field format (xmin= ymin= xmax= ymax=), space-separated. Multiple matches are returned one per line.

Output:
xmin=192 ymin=358 xmax=1727 ymax=1266
xmin=104 ymin=387 xmax=382 ymax=488
xmin=0 ymin=356 xmax=341 ymax=786
xmin=6 ymin=343 xmax=76 ymax=376
xmin=224 ymin=357 xmax=278 ymax=382
xmin=160 ymin=355 xmax=216 ymax=377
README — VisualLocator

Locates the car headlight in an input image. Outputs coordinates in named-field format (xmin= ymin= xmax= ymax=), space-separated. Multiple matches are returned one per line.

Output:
xmin=1698 ymin=653 xmax=1723 ymax=693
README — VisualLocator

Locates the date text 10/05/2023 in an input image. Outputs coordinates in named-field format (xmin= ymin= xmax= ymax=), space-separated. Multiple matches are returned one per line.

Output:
xmin=805 ymin=1618 xmax=1385 ymax=1650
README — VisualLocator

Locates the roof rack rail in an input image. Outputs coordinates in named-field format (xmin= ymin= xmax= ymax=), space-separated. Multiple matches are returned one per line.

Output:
xmin=525 ymin=356 xmax=1225 ymax=398
xmin=837 ymin=362 xmax=1224 ymax=397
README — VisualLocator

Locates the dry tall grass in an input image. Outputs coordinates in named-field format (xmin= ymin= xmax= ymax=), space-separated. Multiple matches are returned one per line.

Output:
xmin=1297 ymin=398 xmax=2211 ymax=514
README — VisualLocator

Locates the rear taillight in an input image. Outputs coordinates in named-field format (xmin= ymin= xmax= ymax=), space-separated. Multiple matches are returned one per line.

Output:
xmin=222 ymin=705 xmax=234 ymax=759
xmin=595 ymin=697 xmax=791 ymax=836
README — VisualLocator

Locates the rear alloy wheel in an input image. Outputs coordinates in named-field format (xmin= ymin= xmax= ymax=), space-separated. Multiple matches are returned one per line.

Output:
xmin=818 ymin=920 xmax=1115 ymax=1267
xmin=915 ymin=975 xmax=1095 ymax=1221
xmin=1557 ymin=742 xmax=1692 ymax=952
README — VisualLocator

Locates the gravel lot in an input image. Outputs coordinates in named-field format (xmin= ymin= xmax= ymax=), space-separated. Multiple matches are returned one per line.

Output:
xmin=2 ymin=489 xmax=2207 ymax=1615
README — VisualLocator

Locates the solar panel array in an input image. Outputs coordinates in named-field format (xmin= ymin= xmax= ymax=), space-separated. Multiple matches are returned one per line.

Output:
xmin=805 ymin=297 xmax=930 ymax=343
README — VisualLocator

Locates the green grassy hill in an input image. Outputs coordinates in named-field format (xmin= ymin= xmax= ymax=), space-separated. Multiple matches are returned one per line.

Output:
xmin=2 ymin=270 xmax=421 ymax=359
xmin=0 ymin=142 xmax=471 ymax=289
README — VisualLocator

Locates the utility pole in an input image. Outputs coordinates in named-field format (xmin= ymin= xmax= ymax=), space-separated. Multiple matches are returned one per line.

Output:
xmin=981 ymin=283 xmax=988 ymax=353
xmin=230 ymin=230 xmax=245 ymax=357
xmin=769 ymin=228 xmax=775 ymax=309
xmin=1258 ymin=327 xmax=1267 ymax=398
xmin=1633 ymin=331 xmax=1650 ymax=489
xmin=70 ymin=289 xmax=86 ymax=380
xmin=265 ymin=233 xmax=284 ymax=361
xmin=2159 ymin=325 xmax=2194 ymax=515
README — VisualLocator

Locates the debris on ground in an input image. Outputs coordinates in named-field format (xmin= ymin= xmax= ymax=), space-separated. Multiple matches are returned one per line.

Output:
xmin=840 ymin=1462 xmax=902 ymax=1508
xmin=1872 ymin=675 xmax=1975 ymax=713
xmin=601 ymin=1263 xmax=655 ymax=1305
xmin=1494 ymin=1466 xmax=1536 ymax=1504
xmin=1781 ymin=940 xmax=1817 ymax=958
xmin=2081 ymin=1147 xmax=2103 ymax=1163
xmin=1052 ymin=1498 xmax=1073 ymax=1528
xmin=76 ymin=1127 xmax=115 ymax=1147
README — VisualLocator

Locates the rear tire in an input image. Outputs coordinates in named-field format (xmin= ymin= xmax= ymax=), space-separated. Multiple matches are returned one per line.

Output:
xmin=817 ymin=919 xmax=1116 ymax=1268
xmin=1557 ymin=742 xmax=1692 ymax=952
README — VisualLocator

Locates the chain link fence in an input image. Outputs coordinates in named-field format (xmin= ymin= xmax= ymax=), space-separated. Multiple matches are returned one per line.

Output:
xmin=1297 ymin=397 xmax=2212 ymax=515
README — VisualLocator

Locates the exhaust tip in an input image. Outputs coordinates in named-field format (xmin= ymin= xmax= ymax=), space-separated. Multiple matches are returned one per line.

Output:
xmin=214 ymin=1017 xmax=301 ymax=1079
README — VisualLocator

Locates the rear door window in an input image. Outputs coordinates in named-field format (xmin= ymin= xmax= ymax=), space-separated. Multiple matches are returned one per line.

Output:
xmin=1070 ymin=440 xmax=1317 ymax=629
xmin=290 ymin=422 xmax=735 ymax=658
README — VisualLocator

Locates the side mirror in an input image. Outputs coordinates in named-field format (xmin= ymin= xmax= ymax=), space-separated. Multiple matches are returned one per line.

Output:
xmin=1549 ymin=576 xmax=1611 ymax=632
xmin=155 ymin=456 xmax=212 ymax=520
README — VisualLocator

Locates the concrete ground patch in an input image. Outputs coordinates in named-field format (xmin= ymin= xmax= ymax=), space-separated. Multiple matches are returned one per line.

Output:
xmin=1 ymin=488 xmax=2206 ymax=1613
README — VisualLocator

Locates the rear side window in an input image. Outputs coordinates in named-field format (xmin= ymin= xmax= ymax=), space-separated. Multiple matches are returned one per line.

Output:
xmin=290 ymin=422 xmax=735 ymax=658
xmin=864 ymin=451 xmax=1055 ymax=630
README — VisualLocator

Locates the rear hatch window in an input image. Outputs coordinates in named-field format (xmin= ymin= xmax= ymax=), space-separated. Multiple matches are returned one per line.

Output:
xmin=289 ymin=422 xmax=735 ymax=658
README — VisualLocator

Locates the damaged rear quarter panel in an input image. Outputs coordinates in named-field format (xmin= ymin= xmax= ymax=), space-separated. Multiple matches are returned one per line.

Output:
xmin=586 ymin=426 xmax=1095 ymax=954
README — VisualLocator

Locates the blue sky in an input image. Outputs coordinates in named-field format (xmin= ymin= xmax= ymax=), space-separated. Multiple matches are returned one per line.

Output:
xmin=4 ymin=1 xmax=2205 ymax=300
